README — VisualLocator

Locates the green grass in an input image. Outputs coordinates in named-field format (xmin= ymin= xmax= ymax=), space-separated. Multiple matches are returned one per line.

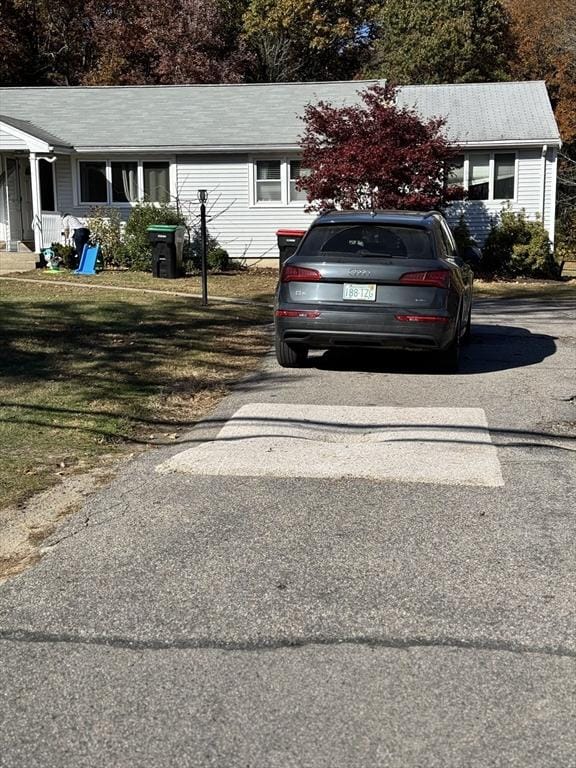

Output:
xmin=8 ymin=268 xmax=279 ymax=304
xmin=474 ymin=278 xmax=576 ymax=299
xmin=12 ymin=267 xmax=576 ymax=304
xmin=0 ymin=281 xmax=271 ymax=509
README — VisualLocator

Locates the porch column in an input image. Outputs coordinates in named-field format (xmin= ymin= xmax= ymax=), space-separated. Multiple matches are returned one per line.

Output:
xmin=29 ymin=152 xmax=43 ymax=252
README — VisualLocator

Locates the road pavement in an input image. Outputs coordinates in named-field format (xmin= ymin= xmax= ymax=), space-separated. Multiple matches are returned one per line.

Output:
xmin=1 ymin=295 xmax=575 ymax=767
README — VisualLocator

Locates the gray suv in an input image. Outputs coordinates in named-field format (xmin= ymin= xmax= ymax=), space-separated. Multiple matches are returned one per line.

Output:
xmin=274 ymin=210 xmax=475 ymax=372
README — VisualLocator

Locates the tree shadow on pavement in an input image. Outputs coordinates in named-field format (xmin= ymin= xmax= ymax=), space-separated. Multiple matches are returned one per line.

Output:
xmin=309 ymin=324 xmax=556 ymax=375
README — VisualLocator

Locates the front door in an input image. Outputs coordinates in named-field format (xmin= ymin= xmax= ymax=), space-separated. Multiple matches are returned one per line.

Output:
xmin=6 ymin=157 xmax=34 ymax=246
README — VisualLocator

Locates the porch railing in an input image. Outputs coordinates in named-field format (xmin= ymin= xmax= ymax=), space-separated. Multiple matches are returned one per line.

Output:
xmin=38 ymin=213 xmax=63 ymax=249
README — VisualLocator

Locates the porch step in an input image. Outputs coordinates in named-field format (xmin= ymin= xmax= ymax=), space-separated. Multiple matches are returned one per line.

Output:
xmin=0 ymin=251 xmax=38 ymax=274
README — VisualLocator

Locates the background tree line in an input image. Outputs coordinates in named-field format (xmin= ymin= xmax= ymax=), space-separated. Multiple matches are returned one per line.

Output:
xmin=0 ymin=0 xmax=573 ymax=144
xmin=1 ymin=0 xmax=574 ymax=236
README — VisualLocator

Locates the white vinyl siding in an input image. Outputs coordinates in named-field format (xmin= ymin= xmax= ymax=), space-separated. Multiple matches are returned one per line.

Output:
xmin=34 ymin=144 xmax=558 ymax=259
xmin=0 ymin=128 xmax=28 ymax=150
xmin=176 ymin=153 xmax=314 ymax=261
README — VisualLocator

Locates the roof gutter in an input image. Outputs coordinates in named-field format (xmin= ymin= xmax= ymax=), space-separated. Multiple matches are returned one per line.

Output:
xmin=73 ymin=144 xmax=303 ymax=153
xmin=454 ymin=138 xmax=562 ymax=149
xmin=71 ymin=138 xmax=563 ymax=154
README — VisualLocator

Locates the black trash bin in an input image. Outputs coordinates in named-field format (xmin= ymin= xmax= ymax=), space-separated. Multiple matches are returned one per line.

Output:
xmin=147 ymin=225 xmax=186 ymax=278
xmin=276 ymin=229 xmax=306 ymax=267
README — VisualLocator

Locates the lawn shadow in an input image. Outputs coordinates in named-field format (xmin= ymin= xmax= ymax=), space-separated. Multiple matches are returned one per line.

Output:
xmin=0 ymin=292 xmax=272 ymax=448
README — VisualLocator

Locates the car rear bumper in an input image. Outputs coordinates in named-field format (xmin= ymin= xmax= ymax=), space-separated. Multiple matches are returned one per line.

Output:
xmin=275 ymin=310 xmax=457 ymax=351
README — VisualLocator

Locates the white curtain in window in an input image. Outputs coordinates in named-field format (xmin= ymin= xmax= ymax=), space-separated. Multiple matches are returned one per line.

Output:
xmin=144 ymin=163 xmax=170 ymax=203
xmin=121 ymin=165 xmax=138 ymax=202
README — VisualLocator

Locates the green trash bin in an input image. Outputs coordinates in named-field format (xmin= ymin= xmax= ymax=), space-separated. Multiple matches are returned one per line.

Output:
xmin=147 ymin=225 xmax=186 ymax=278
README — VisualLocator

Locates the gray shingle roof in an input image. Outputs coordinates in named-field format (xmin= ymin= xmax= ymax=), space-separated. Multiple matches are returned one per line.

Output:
xmin=0 ymin=114 xmax=71 ymax=148
xmin=0 ymin=80 xmax=560 ymax=152
xmin=399 ymin=81 xmax=560 ymax=145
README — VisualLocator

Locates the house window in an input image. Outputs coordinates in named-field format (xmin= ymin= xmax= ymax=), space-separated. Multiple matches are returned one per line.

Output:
xmin=80 ymin=161 xmax=107 ymax=203
xmin=447 ymin=156 xmax=464 ymax=188
xmin=143 ymin=162 xmax=170 ymax=203
xmin=77 ymin=159 xmax=172 ymax=205
xmin=39 ymin=160 xmax=56 ymax=212
xmin=252 ymin=158 xmax=310 ymax=205
xmin=111 ymin=161 xmax=138 ymax=203
xmin=289 ymin=160 xmax=308 ymax=202
xmin=468 ymin=153 xmax=490 ymax=200
xmin=256 ymin=160 xmax=282 ymax=202
xmin=448 ymin=152 xmax=517 ymax=201
xmin=494 ymin=153 xmax=516 ymax=200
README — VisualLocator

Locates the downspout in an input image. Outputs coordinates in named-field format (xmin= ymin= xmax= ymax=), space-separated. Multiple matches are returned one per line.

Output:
xmin=541 ymin=144 xmax=548 ymax=226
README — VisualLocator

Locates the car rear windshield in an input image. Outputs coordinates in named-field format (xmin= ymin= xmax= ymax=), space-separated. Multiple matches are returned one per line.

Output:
xmin=299 ymin=224 xmax=433 ymax=259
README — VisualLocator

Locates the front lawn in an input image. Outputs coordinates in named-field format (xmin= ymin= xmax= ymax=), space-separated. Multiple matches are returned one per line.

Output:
xmin=7 ymin=267 xmax=576 ymax=305
xmin=0 ymin=281 xmax=271 ymax=511
xmin=473 ymin=278 xmax=576 ymax=299
xmin=7 ymin=268 xmax=279 ymax=304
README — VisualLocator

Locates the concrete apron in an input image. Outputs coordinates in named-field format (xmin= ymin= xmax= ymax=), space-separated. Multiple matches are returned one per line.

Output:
xmin=158 ymin=404 xmax=504 ymax=487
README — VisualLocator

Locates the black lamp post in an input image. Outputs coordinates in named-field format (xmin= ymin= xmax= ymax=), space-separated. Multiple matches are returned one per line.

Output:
xmin=197 ymin=189 xmax=208 ymax=306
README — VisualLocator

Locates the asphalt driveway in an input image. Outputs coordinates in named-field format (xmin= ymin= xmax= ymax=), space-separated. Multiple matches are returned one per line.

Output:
xmin=0 ymin=295 xmax=575 ymax=767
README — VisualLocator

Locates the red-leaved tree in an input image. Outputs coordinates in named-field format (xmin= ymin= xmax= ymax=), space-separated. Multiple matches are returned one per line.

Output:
xmin=298 ymin=84 xmax=463 ymax=211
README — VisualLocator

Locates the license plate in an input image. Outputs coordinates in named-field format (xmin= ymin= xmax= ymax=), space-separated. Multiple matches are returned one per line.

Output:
xmin=343 ymin=283 xmax=377 ymax=301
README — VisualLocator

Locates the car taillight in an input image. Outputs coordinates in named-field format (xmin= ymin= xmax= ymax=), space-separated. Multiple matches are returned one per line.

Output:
xmin=281 ymin=265 xmax=321 ymax=283
xmin=275 ymin=309 xmax=321 ymax=319
xmin=399 ymin=270 xmax=450 ymax=288
xmin=395 ymin=314 xmax=449 ymax=323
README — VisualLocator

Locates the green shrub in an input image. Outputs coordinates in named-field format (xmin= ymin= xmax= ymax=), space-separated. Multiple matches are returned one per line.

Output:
xmin=481 ymin=208 xmax=560 ymax=279
xmin=451 ymin=214 xmax=474 ymax=252
xmin=49 ymin=242 xmax=76 ymax=269
xmin=87 ymin=207 xmax=124 ymax=267
xmin=183 ymin=228 xmax=231 ymax=273
xmin=124 ymin=203 xmax=186 ymax=272
xmin=227 ymin=258 xmax=246 ymax=272
xmin=207 ymin=247 xmax=229 ymax=271
xmin=184 ymin=226 xmax=220 ymax=272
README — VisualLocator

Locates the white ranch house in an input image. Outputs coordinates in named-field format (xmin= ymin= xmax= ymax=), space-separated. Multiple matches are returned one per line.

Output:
xmin=0 ymin=80 xmax=561 ymax=266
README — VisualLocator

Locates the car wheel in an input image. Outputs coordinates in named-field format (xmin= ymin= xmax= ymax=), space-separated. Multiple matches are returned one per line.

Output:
xmin=275 ymin=337 xmax=309 ymax=368
xmin=437 ymin=328 xmax=461 ymax=373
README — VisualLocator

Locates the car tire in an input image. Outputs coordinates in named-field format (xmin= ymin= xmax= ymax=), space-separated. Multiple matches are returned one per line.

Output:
xmin=275 ymin=337 xmax=309 ymax=368
xmin=437 ymin=328 xmax=461 ymax=374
